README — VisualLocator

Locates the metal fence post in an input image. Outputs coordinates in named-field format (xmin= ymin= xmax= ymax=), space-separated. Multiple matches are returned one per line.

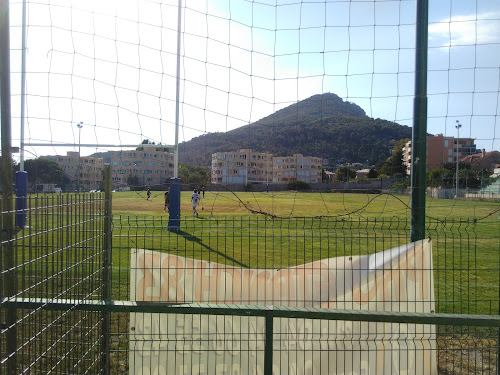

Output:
xmin=410 ymin=0 xmax=429 ymax=242
xmin=0 ymin=0 xmax=18 ymax=373
xmin=264 ymin=307 xmax=274 ymax=375
xmin=102 ymin=164 xmax=112 ymax=375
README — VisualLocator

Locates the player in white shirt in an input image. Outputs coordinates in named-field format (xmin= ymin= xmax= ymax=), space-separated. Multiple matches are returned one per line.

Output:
xmin=191 ymin=189 xmax=200 ymax=217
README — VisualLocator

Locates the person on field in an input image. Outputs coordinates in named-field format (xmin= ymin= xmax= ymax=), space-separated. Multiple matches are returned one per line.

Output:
xmin=146 ymin=187 xmax=151 ymax=201
xmin=163 ymin=189 xmax=170 ymax=213
xmin=191 ymin=189 xmax=200 ymax=217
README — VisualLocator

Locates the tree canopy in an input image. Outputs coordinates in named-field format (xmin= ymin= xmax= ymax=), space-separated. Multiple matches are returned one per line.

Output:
xmin=427 ymin=162 xmax=492 ymax=188
xmin=18 ymin=158 xmax=69 ymax=189
xmin=378 ymin=138 xmax=409 ymax=178
xmin=335 ymin=166 xmax=357 ymax=182
xmin=178 ymin=164 xmax=210 ymax=187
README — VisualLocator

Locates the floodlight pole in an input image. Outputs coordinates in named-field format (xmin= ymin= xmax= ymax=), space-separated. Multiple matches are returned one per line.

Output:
xmin=410 ymin=0 xmax=429 ymax=242
xmin=455 ymin=120 xmax=462 ymax=199
xmin=77 ymin=122 xmax=83 ymax=192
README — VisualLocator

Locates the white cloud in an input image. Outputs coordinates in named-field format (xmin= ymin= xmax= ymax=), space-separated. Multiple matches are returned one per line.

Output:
xmin=429 ymin=12 xmax=500 ymax=47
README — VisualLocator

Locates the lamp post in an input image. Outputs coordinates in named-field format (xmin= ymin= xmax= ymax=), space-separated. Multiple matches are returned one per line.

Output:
xmin=455 ymin=120 xmax=462 ymax=199
xmin=77 ymin=122 xmax=83 ymax=192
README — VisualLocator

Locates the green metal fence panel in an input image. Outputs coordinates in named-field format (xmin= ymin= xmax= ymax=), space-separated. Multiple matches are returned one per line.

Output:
xmin=105 ymin=215 xmax=499 ymax=374
xmin=3 ymin=205 xmax=500 ymax=374
xmin=0 ymin=194 xmax=107 ymax=374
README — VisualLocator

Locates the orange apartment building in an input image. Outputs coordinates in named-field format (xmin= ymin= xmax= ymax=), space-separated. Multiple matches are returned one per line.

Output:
xmin=45 ymin=151 xmax=104 ymax=191
xmin=272 ymin=154 xmax=322 ymax=183
xmin=404 ymin=134 xmax=480 ymax=174
xmin=109 ymin=149 xmax=175 ymax=189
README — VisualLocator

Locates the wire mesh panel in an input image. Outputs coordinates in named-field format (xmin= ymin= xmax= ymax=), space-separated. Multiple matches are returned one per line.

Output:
xmin=0 ymin=193 xmax=107 ymax=374
xmin=108 ymin=215 xmax=500 ymax=374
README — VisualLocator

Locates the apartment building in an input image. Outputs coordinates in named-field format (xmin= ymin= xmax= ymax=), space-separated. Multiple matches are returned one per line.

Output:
xmin=404 ymin=134 xmax=480 ymax=174
xmin=211 ymin=149 xmax=273 ymax=184
xmin=45 ymin=151 xmax=104 ymax=191
xmin=108 ymin=149 xmax=175 ymax=189
xmin=272 ymin=154 xmax=322 ymax=183
xmin=211 ymin=150 xmax=323 ymax=184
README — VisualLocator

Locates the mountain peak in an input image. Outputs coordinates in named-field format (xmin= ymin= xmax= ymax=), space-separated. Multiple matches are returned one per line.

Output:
xmin=255 ymin=92 xmax=366 ymax=126
xmin=179 ymin=92 xmax=410 ymax=168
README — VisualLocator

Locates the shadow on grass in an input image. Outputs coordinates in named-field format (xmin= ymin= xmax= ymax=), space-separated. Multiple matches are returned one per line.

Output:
xmin=175 ymin=229 xmax=249 ymax=268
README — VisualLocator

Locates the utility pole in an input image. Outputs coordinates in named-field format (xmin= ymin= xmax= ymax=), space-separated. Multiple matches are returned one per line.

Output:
xmin=77 ymin=122 xmax=83 ymax=192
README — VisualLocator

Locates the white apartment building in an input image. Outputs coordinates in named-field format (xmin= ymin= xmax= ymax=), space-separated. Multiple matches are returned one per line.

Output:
xmin=211 ymin=150 xmax=323 ymax=184
xmin=211 ymin=149 xmax=273 ymax=184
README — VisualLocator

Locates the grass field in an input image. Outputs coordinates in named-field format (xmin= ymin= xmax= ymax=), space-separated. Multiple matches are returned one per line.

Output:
xmin=109 ymin=190 xmax=500 ymax=315
xmin=112 ymin=189 xmax=500 ymax=220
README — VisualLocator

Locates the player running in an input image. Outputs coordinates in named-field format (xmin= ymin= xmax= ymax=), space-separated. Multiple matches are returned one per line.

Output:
xmin=191 ymin=189 xmax=200 ymax=217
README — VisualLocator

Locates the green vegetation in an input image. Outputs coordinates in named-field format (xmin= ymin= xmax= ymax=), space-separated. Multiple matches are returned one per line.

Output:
xmin=179 ymin=93 xmax=412 ymax=167
xmin=427 ymin=162 xmax=492 ymax=188
xmin=178 ymin=164 xmax=210 ymax=187
xmin=334 ymin=166 xmax=356 ymax=181
xmin=378 ymin=138 xmax=409 ymax=177
xmin=20 ymin=158 xmax=70 ymax=190
xmin=126 ymin=173 xmax=140 ymax=190
xmin=287 ymin=180 xmax=310 ymax=190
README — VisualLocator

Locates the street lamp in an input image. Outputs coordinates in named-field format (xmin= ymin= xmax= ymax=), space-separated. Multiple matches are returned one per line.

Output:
xmin=455 ymin=120 xmax=462 ymax=199
xmin=77 ymin=122 xmax=83 ymax=192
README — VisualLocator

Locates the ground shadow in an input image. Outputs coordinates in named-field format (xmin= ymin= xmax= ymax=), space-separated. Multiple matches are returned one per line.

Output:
xmin=175 ymin=229 xmax=249 ymax=268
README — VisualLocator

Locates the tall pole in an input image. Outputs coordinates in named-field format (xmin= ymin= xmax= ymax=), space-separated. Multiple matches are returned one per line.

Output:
xmin=455 ymin=120 xmax=462 ymax=199
xmin=168 ymin=0 xmax=182 ymax=231
xmin=77 ymin=122 xmax=83 ymax=192
xmin=101 ymin=164 xmax=112 ymax=374
xmin=173 ymin=0 xmax=182 ymax=178
xmin=1 ymin=0 xmax=18 ymax=372
xmin=410 ymin=0 xmax=429 ymax=242
xmin=19 ymin=0 xmax=27 ymax=171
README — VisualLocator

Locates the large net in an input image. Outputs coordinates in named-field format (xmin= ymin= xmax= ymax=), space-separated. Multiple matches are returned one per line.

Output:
xmin=6 ymin=0 xmax=500 ymax=218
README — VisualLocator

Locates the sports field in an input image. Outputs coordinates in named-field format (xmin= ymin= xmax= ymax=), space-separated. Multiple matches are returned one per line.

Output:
xmin=110 ymin=190 xmax=500 ymax=315
xmin=112 ymin=190 xmax=498 ymax=221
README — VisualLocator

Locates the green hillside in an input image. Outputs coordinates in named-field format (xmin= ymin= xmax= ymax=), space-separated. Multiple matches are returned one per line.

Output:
xmin=179 ymin=93 xmax=412 ymax=167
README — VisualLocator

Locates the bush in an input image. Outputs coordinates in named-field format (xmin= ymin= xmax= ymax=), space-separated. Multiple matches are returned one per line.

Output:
xmin=288 ymin=180 xmax=310 ymax=190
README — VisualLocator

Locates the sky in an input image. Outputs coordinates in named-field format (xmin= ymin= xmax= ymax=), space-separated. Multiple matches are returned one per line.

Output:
xmin=4 ymin=0 xmax=500 ymax=161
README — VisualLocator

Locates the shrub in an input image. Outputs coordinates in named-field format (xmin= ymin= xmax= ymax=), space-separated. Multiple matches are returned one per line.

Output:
xmin=288 ymin=180 xmax=310 ymax=190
